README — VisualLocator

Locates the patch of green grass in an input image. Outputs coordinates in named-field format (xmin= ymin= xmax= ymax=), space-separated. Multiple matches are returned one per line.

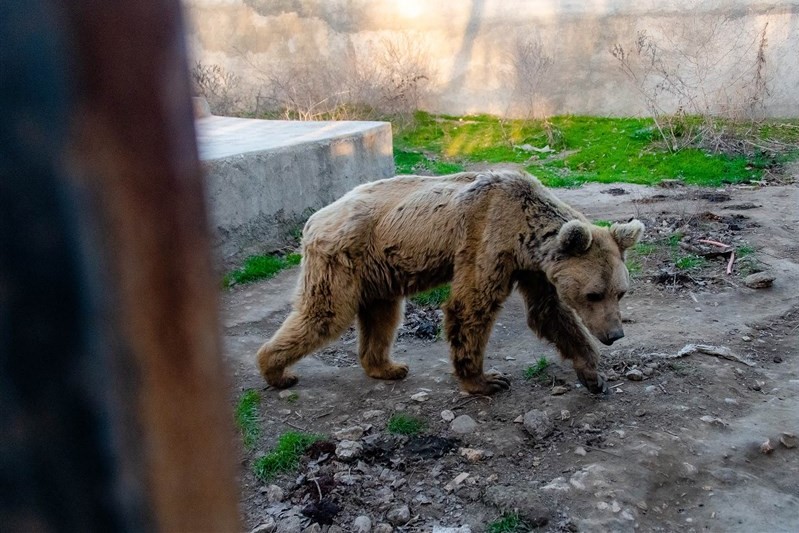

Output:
xmin=666 ymin=232 xmax=684 ymax=248
xmin=387 ymin=413 xmax=426 ymax=435
xmin=235 ymin=389 xmax=261 ymax=450
xmin=736 ymin=244 xmax=755 ymax=257
xmin=488 ymin=513 xmax=530 ymax=533
xmin=283 ymin=391 xmax=299 ymax=403
xmin=593 ymin=219 xmax=613 ymax=228
xmin=396 ymin=114 xmax=792 ymax=187
xmin=631 ymin=242 xmax=657 ymax=256
xmin=523 ymin=357 xmax=550 ymax=381
xmin=224 ymin=252 xmax=302 ymax=287
xmin=253 ymin=431 xmax=323 ymax=482
xmin=411 ymin=284 xmax=451 ymax=307
xmin=394 ymin=148 xmax=465 ymax=176
xmin=675 ymin=254 xmax=706 ymax=270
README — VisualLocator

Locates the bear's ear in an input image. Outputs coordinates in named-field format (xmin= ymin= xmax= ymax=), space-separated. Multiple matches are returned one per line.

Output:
xmin=558 ymin=220 xmax=593 ymax=255
xmin=610 ymin=219 xmax=645 ymax=251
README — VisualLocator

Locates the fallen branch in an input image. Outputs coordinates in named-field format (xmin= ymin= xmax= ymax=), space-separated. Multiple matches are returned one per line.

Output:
xmin=699 ymin=239 xmax=731 ymax=248
xmin=676 ymin=343 xmax=755 ymax=367
xmin=726 ymin=251 xmax=736 ymax=275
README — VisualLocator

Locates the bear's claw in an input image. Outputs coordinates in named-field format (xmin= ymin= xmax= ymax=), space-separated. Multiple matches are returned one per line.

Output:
xmin=461 ymin=371 xmax=511 ymax=395
xmin=576 ymin=371 xmax=610 ymax=395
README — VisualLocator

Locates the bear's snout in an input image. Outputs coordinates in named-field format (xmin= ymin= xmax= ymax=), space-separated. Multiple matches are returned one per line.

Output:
xmin=601 ymin=328 xmax=625 ymax=345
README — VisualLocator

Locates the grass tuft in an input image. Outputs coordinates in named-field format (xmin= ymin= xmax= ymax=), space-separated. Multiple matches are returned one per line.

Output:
xmin=387 ymin=413 xmax=426 ymax=435
xmin=593 ymin=219 xmax=613 ymax=228
xmin=411 ymin=285 xmax=451 ymax=307
xmin=488 ymin=513 xmax=530 ymax=533
xmin=675 ymin=255 xmax=706 ymax=270
xmin=523 ymin=357 xmax=550 ymax=381
xmin=253 ymin=431 xmax=323 ymax=482
xmin=224 ymin=252 xmax=301 ymax=287
xmin=235 ymin=389 xmax=261 ymax=450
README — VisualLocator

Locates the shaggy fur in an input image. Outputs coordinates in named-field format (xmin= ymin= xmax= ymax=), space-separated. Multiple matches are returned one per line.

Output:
xmin=257 ymin=170 xmax=644 ymax=395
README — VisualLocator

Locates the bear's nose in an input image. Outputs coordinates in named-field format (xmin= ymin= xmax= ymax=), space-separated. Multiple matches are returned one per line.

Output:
xmin=603 ymin=328 xmax=625 ymax=345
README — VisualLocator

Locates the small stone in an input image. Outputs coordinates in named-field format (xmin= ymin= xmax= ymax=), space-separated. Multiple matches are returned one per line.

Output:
xmin=700 ymin=415 xmax=728 ymax=428
xmin=644 ymin=385 xmax=657 ymax=393
xmin=362 ymin=409 xmax=385 ymax=420
xmin=445 ymin=472 xmax=470 ymax=492
xmin=626 ymin=369 xmax=644 ymax=381
xmin=773 ymin=355 xmax=783 ymax=363
xmin=742 ymin=335 xmax=753 ymax=342
xmin=450 ymin=415 xmax=478 ymax=434
xmin=250 ymin=517 xmax=276 ymax=533
xmin=264 ymin=484 xmax=284 ymax=503
xmin=680 ymin=462 xmax=698 ymax=478
xmin=275 ymin=515 xmax=302 ymax=533
xmin=386 ymin=504 xmax=411 ymax=526
xmin=551 ymin=385 xmax=569 ymax=396
xmin=335 ymin=440 xmax=363 ymax=461
xmin=724 ymin=398 xmax=738 ymax=405
xmin=441 ymin=409 xmax=456 ymax=422
xmin=636 ymin=501 xmax=648 ymax=511
xmin=760 ymin=439 xmax=774 ymax=454
xmin=513 ymin=415 xmax=524 ymax=424
xmin=744 ymin=272 xmax=775 ymax=289
xmin=635 ymin=409 xmax=646 ymax=417
xmin=611 ymin=501 xmax=621 ymax=513
xmin=574 ymin=446 xmax=587 ymax=456
xmin=373 ymin=524 xmax=393 ymax=533
xmin=411 ymin=391 xmax=430 ymax=402
xmin=353 ymin=515 xmax=372 ymax=533
xmin=523 ymin=409 xmax=554 ymax=441
xmin=302 ymin=525 xmax=321 ymax=533
xmin=329 ymin=527 xmax=344 ymax=533
xmin=695 ymin=307 xmax=702 ymax=312
xmin=560 ymin=409 xmax=571 ymax=421
xmin=278 ymin=390 xmax=295 ymax=399
xmin=459 ymin=447 xmax=491 ymax=462
xmin=334 ymin=425 xmax=365 ymax=441
xmin=779 ymin=433 xmax=797 ymax=449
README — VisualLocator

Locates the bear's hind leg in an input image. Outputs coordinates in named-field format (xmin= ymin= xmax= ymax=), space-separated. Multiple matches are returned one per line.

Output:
xmin=357 ymin=298 xmax=408 ymax=380
xmin=257 ymin=260 xmax=360 ymax=388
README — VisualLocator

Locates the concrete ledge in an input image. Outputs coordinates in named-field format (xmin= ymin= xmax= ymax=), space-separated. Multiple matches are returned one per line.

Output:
xmin=196 ymin=116 xmax=394 ymax=264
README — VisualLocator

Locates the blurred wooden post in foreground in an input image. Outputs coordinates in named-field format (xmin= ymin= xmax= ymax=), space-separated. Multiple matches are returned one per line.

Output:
xmin=0 ymin=0 xmax=238 ymax=530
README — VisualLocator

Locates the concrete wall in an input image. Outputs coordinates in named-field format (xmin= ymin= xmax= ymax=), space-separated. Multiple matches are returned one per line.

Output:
xmin=184 ymin=0 xmax=799 ymax=117
xmin=196 ymin=116 xmax=394 ymax=263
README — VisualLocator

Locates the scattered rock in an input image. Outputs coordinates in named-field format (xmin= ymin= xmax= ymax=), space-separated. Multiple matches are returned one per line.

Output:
xmin=334 ymin=426 xmax=365 ymax=441
xmin=560 ymin=409 xmax=571 ymax=421
xmin=773 ymin=355 xmax=783 ymax=363
xmin=551 ymin=385 xmax=569 ymax=395
xmin=373 ymin=524 xmax=393 ymax=533
xmin=250 ymin=518 xmax=276 ymax=533
xmin=386 ymin=504 xmax=411 ymax=526
xmin=441 ymin=409 xmax=456 ymax=422
xmin=302 ymin=524 xmax=322 ymax=533
xmin=444 ymin=473 xmax=470 ymax=492
xmin=513 ymin=415 xmax=524 ymax=424
xmin=264 ymin=484 xmax=284 ymax=503
xmin=634 ymin=409 xmax=646 ymax=417
xmin=574 ymin=446 xmax=587 ymax=456
xmin=644 ymin=385 xmax=657 ymax=393
xmin=676 ymin=344 xmax=755 ymax=367
xmin=450 ymin=415 xmax=478 ymax=434
xmin=278 ymin=390 xmax=296 ymax=400
xmin=459 ymin=447 xmax=492 ymax=462
xmin=362 ymin=410 xmax=385 ymax=420
xmin=700 ymin=415 xmax=729 ymax=428
xmin=353 ymin=515 xmax=372 ymax=533
xmin=680 ymin=462 xmax=698 ymax=478
xmin=523 ymin=409 xmax=554 ymax=441
xmin=411 ymin=391 xmax=430 ymax=402
xmin=335 ymin=440 xmax=363 ymax=461
xmin=275 ymin=514 xmax=302 ymax=533
xmin=779 ymin=433 xmax=797 ymax=449
xmin=744 ymin=272 xmax=775 ymax=289
xmin=625 ymin=369 xmax=644 ymax=381
xmin=760 ymin=438 xmax=774 ymax=454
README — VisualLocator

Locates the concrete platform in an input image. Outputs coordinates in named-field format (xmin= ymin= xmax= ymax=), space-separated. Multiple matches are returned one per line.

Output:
xmin=196 ymin=116 xmax=394 ymax=264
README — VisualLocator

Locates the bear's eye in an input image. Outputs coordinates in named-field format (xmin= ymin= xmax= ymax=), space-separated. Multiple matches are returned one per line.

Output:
xmin=586 ymin=292 xmax=604 ymax=302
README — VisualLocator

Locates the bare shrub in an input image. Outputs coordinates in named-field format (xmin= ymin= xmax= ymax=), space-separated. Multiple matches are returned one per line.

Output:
xmin=506 ymin=34 xmax=554 ymax=119
xmin=250 ymin=33 xmax=432 ymax=124
xmin=611 ymin=13 xmax=772 ymax=153
xmin=190 ymin=61 xmax=244 ymax=116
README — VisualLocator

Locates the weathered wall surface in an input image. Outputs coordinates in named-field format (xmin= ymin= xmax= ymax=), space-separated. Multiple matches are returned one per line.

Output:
xmin=196 ymin=116 xmax=394 ymax=262
xmin=184 ymin=0 xmax=799 ymax=117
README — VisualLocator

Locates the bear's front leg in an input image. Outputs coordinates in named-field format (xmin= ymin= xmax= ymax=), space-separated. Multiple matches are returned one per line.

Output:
xmin=517 ymin=273 xmax=609 ymax=395
xmin=444 ymin=297 xmax=511 ymax=395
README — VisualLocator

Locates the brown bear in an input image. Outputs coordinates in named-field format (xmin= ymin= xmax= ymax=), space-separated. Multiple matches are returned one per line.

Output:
xmin=257 ymin=170 xmax=644 ymax=395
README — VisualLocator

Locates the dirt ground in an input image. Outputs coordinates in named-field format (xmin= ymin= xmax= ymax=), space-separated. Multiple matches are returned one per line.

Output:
xmin=222 ymin=176 xmax=799 ymax=533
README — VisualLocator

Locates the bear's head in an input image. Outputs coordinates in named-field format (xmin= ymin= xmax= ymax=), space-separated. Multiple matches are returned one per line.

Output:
xmin=549 ymin=219 xmax=645 ymax=346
